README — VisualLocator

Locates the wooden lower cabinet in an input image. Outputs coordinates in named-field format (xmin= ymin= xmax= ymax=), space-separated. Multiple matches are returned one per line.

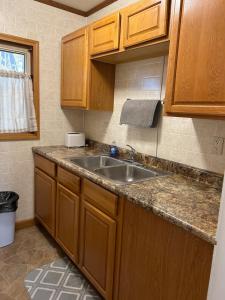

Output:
xmin=117 ymin=200 xmax=213 ymax=300
xmin=34 ymin=168 xmax=56 ymax=237
xmin=56 ymin=184 xmax=80 ymax=263
xmin=80 ymin=200 xmax=116 ymax=300
xmin=34 ymin=157 xmax=213 ymax=300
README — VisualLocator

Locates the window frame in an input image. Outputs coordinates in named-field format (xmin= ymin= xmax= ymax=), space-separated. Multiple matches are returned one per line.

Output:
xmin=0 ymin=33 xmax=40 ymax=141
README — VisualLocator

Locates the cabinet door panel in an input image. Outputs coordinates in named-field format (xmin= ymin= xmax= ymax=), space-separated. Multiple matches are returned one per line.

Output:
xmin=90 ymin=13 xmax=120 ymax=55
xmin=35 ymin=168 xmax=56 ymax=237
xmin=122 ymin=0 xmax=169 ymax=48
xmin=118 ymin=200 xmax=213 ymax=300
xmin=80 ymin=200 xmax=116 ymax=300
xmin=61 ymin=28 xmax=88 ymax=108
xmin=56 ymin=184 xmax=80 ymax=263
xmin=165 ymin=0 xmax=225 ymax=117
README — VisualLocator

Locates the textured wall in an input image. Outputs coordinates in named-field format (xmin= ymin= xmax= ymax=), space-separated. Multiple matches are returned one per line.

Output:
xmin=0 ymin=0 xmax=86 ymax=221
xmin=85 ymin=57 xmax=225 ymax=174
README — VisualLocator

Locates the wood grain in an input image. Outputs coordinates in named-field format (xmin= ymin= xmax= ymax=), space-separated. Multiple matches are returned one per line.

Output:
xmin=88 ymin=60 xmax=115 ymax=111
xmin=58 ymin=166 xmax=80 ymax=195
xmin=61 ymin=27 xmax=115 ymax=111
xmin=79 ymin=200 xmax=116 ymax=300
xmin=83 ymin=179 xmax=118 ymax=218
xmin=35 ymin=168 xmax=56 ymax=237
xmin=122 ymin=0 xmax=169 ymax=48
xmin=61 ymin=27 xmax=88 ymax=108
xmin=118 ymin=200 xmax=213 ymax=300
xmin=165 ymin=0 xmax=225 ymax=118
xmin=89 ymin=12 xmax=121 ymax=55
xmin=56 ymin=184 xmax=80 ymax=263
xmin=15 ymin=218 xmax=36 ymax=230
xmin=34 ymin=154 xmax=56 ymax=178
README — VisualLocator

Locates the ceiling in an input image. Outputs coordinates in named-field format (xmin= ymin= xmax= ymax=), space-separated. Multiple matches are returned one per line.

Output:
xmin=34 ymin=0 xmax=117 ymax=16
xmin=56 ymin=0 xmax=104 ymax=11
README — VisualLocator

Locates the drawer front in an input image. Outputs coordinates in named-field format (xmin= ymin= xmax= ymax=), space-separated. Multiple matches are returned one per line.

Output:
xmin=58 ymin=166 xmax=81 ymax=195
xmin=34 ymin=154 xmax=56 ymax=178
xmin=83 ymin=179 xmax=118 ymax=218
xmin=90 ymin=12 xmax=120 ymax=55
xmin=122 ymin=0 xmax=169 ymax=48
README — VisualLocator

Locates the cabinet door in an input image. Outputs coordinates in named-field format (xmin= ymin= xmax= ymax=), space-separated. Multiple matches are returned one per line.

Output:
xmin=90 ymin=13 xmax=120 ymax=55
xmin=56 ymin=184 xmax=80 ymax=263
xmin=61 ymin=27 xmax=88 ymax=108
xmin=165 ymin=0 xmax=225 ymax=117
xmin=80 ymin=200 xmax=116 ymax=300
xmin=122 ymin=0 xmax=169 ymax=48
xmin=118 ymin=200 xmax=213 ymax=300
xmin=35 ymin=168 xmax=56 ymax=237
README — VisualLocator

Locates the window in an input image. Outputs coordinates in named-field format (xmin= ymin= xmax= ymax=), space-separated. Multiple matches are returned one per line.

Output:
xmin=0 ymin=49 xmax=25 ymax=73
xmin=0 ymin=33 xmax=39 ymax=140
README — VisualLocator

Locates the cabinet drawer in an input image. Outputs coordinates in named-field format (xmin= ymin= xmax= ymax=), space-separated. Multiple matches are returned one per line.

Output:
xmin=58 ymin=167 xmax=81 ymax=195
xmin=122 ymin=0 xmax=169 ymax=48
xmin=90 ymin=12 xmax=120 ymax=55
xmin=34 ymin=154 xmax=56 ymax=178
xmin=83 ymin=179 xmax=118 ymax=218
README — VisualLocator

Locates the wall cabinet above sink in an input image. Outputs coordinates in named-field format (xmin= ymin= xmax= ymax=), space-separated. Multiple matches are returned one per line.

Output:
xmin=89 ymin=0 xmax=170 ymax=63
xmin=164 ymin=0 xmax=225 ymax=118
xmin=89 ymin=12 xmax=121 ymax=55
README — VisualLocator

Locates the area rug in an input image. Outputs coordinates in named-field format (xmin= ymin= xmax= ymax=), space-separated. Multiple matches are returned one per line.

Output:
xmin=24 ymin=256 xmax=102 ymax=300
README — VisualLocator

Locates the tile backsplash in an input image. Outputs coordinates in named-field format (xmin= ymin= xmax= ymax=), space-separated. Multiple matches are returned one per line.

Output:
xmin=85 ymin=56 xmax=225 ymax=175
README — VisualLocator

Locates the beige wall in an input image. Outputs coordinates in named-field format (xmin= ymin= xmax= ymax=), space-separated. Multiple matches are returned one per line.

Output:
xmin=85 ymin=1 xmax=225 ymax=175
xmin=85 ymin=56 xmax=225 ymax=175
xmin=0 ymin=0 xmax=86 ymax=221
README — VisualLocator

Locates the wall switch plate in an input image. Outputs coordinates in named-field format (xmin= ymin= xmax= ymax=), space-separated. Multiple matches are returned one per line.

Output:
xmin=212 ymin=136 xmax=225 ymax=155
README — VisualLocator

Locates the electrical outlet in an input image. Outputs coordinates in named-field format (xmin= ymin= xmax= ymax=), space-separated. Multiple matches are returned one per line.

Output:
xmin=212 ymin=137 xmax=225 ymax=155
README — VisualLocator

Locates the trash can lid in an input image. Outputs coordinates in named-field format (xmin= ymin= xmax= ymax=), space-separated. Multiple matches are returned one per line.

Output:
xmin=0 ymin=192 xmax=19 ymax=205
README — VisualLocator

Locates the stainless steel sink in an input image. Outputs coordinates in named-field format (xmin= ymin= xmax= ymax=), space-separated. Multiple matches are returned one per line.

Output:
xmin=95 ymin=164 xmax=160 ymax=183
xmin=69 ymin=155 xmax=166 ymax=184
xmin=70 ymin=155 xmax=125 ymax=171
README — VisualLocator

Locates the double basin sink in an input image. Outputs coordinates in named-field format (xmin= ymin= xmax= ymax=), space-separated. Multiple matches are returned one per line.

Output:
xmin=69 ymin=155 xmax=165 ymax=184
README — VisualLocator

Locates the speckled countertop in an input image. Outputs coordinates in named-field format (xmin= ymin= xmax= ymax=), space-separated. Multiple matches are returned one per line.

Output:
xmin=32 ymin=145 xmax=222 ymax=245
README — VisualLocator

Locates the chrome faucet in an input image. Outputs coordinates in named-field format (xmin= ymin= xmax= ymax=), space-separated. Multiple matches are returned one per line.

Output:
xmin=126 ymin=144 xmax=136 ymax=162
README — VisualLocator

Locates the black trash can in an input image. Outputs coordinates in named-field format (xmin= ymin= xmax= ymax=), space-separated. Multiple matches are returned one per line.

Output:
xmin=0 ymin=192 xmax=19 ymax=247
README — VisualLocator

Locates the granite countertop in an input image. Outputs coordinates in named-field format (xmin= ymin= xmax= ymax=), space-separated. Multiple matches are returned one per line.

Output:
xmin=32 ymin=145 xmax=222 ymax=245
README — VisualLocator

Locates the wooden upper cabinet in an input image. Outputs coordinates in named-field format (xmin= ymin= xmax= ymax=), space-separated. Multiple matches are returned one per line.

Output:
xmin=61 ymin=28 xmax=88 ymax=108
xmin=61 ymin=27 xmax=115 ymax=111
xmin=122 ymin=0 xmax=169 ymax=48
xmin=165 ymin=0 xmax=225 ymax=118
xmin=90 ymin=13 xmax=120 ymax=55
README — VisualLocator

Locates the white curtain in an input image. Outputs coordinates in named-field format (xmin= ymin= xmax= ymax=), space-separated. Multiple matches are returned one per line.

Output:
xmin=0 ymin=70 xmax=37 ymax=133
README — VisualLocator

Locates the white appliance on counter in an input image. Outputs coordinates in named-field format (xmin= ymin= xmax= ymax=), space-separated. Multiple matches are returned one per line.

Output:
xmin=207 ymin=172 xmax=225 ymax=300
xmin=65 ymin=132 xmax=85 ymax=148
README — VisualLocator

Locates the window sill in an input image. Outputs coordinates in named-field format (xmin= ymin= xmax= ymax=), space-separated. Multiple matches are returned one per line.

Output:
xmin=0 ymin=131 xmax=40 ymax=141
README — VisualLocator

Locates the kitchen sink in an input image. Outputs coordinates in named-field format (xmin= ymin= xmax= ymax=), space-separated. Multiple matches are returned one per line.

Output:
xmin=95 ymin=164 xmax=160 ymax=183
xmin=69 ymin=155 xmax=166 ymax=184
xmin=70 ymin=155 xmax=125 ymax=171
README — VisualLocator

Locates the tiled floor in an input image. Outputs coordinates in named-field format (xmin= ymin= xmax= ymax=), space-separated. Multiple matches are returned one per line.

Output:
xmin=0 ymin=225 xmax=64 ymax=300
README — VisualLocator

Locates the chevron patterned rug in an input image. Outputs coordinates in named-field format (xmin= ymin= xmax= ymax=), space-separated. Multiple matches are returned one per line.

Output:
xmin=24 ymin=256 xmax=102 ymax=300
